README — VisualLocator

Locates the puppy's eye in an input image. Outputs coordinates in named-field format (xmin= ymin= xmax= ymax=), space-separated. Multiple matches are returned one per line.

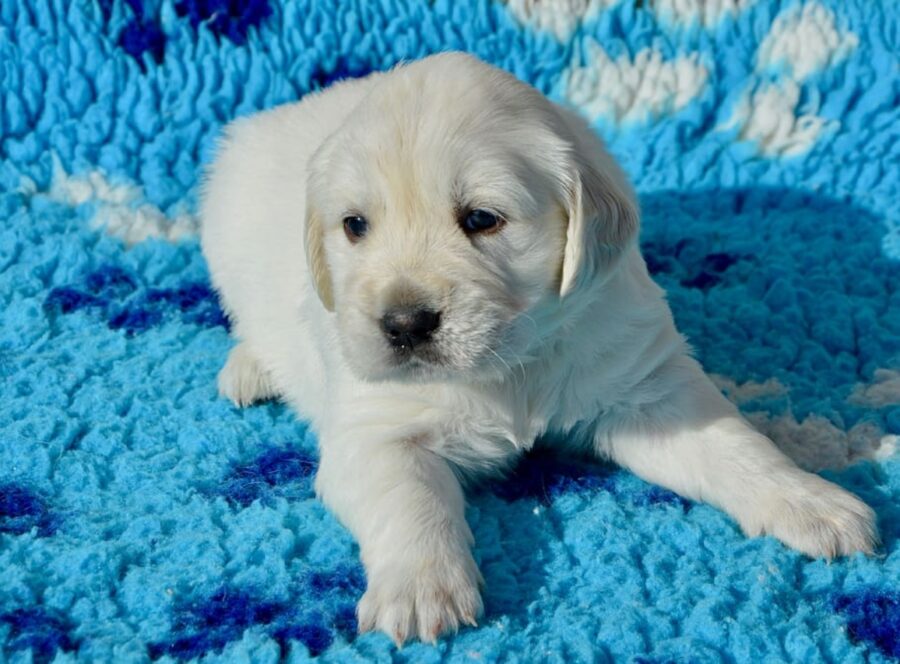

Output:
xmin=343 ymin=215 xmax=369 ymax=243
xmin=460 ymin=209 xmax=503 ymax=235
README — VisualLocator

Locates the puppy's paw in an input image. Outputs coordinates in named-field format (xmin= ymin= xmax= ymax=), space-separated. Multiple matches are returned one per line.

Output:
xmin=742 ymin=473 xmax=878 ymax=558
xmin=357 ymin=549 xmax=484 ymax=645
xmin=217 ymin=343 xmax=277 ymax=407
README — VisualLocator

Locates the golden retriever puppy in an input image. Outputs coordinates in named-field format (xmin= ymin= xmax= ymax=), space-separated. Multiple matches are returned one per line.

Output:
xmin=201 ymin=52 xmax=876 ymax=645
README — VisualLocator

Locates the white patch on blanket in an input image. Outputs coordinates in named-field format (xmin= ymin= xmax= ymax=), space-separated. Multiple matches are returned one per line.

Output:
xmin=757 ymin=2 xmax=858 ymax=80
xmin=650 ymin=0 xmax=755 ymax=28
xmin=710 ymin=374 xmax=788 ymax=402
xmin=722 ymin=3 xmax=857 ymax=157
xmin=49 ymin=165 xmax=196 ymax=245
xmin=564 ymin=40 xmax=708 ymax=124
xmin=712 ymin=375 xmax=897 ymax=471
xmin=849 ymin=369 xmax=900 ymax=407
xmin=723 ymin=79 xmax=833 ymax=156
xmin=748 ymin=411 xmax=897 ymax=472
xmin=503 ymin=0 xmax=613 ymax=41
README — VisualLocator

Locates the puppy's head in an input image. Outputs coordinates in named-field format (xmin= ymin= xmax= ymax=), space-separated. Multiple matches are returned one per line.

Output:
xmin=305 ymin=52 xmax=638 ymax=382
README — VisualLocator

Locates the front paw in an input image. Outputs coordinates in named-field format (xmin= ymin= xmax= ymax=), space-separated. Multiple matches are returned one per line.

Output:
xmin=217 ymin=342 xmax=276 ymax=407
xmin=357 ymin=548 xmax=484 ymax=645
xmin=741 ymin=472 xmax=878 ymax=558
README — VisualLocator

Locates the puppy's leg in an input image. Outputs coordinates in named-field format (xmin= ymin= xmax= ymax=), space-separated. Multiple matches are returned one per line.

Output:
xmin=217 ymin=342 xmax=278 ymax=407
xmin=315 ymin=424 xmax=482 ymax=645
xmin=596 ymin=358 xmax=877 ymax=558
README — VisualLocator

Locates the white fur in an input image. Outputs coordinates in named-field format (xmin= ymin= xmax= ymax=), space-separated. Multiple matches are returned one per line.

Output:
xmin=200 ymin=52 xmax=877 ymax=645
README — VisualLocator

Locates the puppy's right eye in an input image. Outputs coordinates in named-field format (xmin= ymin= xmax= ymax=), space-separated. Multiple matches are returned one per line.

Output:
xmin=343 ymin=215 xmax=369 ymax=243
xmin=460 ymin=208 xmax=504 ymax=236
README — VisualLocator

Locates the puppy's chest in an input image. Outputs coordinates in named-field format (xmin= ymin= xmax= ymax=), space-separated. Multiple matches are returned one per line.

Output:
xmin=515 ymin=349 xmax=617 ymax=433
xmin=441 ymin=366 xmax=607 ymax=461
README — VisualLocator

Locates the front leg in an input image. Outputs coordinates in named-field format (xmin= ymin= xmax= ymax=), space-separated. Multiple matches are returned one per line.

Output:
xmin=314 ymin=419 xmax=483 ymax=645
xmin=597 ymin=357 xmax=877 ymax=558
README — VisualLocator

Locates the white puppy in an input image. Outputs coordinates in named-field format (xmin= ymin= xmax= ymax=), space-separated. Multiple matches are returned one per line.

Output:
xmin=201 ymin=52 xmax=877 ymax=644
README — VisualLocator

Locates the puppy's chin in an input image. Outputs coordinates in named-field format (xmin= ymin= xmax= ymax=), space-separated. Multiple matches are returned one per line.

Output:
xmin=375 ymin=356 xmax=451 ymax=383
xmin=338 ymin=332 xmax=498 ymax=384
xmin=343 ymin=346 xmax=465 ymax=384
xmin=344 ymin=340 xmax=528 ymax=386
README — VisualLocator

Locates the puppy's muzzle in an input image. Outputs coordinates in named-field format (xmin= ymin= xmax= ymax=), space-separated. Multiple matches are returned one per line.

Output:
xmin=380 ymin=306 xmax=441 ymax=351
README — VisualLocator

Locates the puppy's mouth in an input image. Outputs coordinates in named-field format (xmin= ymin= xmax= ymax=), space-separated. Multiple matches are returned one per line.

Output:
xmin=383 ymin=343 xmax=448 ymax=378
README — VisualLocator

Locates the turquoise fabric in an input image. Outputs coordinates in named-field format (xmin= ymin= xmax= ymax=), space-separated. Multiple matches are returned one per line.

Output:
xmin=1 ymin=0 xmax=899 ymax=661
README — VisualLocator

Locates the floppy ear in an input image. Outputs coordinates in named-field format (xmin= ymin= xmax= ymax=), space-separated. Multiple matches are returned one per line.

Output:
xmin=556 ymin=112 xmax=640 ymax=297
xmin=304 ymin=205 xmax=335 ymax=311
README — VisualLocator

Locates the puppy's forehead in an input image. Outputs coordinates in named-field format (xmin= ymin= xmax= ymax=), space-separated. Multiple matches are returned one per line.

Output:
xmin=355 ymin=60 xmax=539 ymax=152
xmin=322 ymin=61 xmax=561 ymax=218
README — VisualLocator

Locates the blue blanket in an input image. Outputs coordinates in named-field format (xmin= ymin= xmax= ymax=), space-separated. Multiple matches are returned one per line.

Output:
xmin=2 ymin=0 xmax=899 ymax=661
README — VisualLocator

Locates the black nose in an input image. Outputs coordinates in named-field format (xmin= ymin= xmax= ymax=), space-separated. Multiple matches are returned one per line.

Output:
xmin=381 ymin=306 xmax=441 ymax=350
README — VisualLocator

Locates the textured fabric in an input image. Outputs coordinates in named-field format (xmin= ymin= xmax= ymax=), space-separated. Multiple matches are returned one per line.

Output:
xmin=1 ymin=0 xmax=899 ymax=661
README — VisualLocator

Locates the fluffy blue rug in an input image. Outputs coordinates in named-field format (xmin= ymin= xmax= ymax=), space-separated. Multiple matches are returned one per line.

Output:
xmin=2 ymin=0 xmax=899 ymax=661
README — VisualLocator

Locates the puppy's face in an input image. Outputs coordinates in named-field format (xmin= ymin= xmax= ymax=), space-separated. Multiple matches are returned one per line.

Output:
xmin=305 ymin=54 xmax=638 ymax=382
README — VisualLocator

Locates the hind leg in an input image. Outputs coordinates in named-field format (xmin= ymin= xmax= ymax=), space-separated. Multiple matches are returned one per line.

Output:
xmin=218 ymin=342 xmax=278 ymax=407
xmin=595 ymin=358 xmax=877 ymax=558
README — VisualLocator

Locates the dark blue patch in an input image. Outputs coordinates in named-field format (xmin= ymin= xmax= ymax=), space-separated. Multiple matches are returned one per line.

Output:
xmin=147 ymin=588 xmax=284 ymax=660
xmin=834 ymin=589 xmax=900 ymax=659
xmin=148 ymin=570 xmax=364 ymax=660
xmin=682 ymin=271 xmax=722 ymax=290
xmin=119 ymin=19 xmax=166 ymax=65
xmin=107 ymin=305 xmax=164 ymax=334
xmin=331 ymin=603 xmax=358 ymax=638
xmin=175 ymin=0 xmax=272 ymax=44
xmin=0 ymin=484 xmax=57 ymax=536
xmin=101 ymin=0 xmax=169 ymax=66
xmin=305 ymin=563 xmax=366 ymax=598
xmin=43 ymin=287 xmax=104 ymax=315
xmin=85 ymin=265 xmax=139 ymax=299
xmin=110 ymin=283 xmax=228 ymax=335
xmin=701 ymin=252 xmax=739 ymax=273
xmin=122 ymin=0 xmax=146 ymax=17
xmin=96 ymin=0 xmax=114 ymax=20
xmin=632 ymin=485 xmax=691 ymax=512
xmin=44 ymin=264 xmax=229 ymax=336
xmin=0 ymin=607 xmax=78 ymax=663
xmin=681 ymin=251 xmax=741 ymax=290
xmin=219 ymin=447 xmax=318 ymax=507
xmin=109 ymin=0 xmax=271 ymax=63
xmin=272 ymin=614 xmax=333 ymax=657
xmin=143 ymin=284 xmax=230 ymax=328
xmin=486 ymin=451 xmax=692 ymax=512
xmin=187 ymin=589 xmax=282 ymax=630
xmin=487 ymin=449 xmax=616 ymax=504
xmin=641 ymin=243 xmax=742 ymax=290
xmin=641 ymin=243 xmax=674 ymax=275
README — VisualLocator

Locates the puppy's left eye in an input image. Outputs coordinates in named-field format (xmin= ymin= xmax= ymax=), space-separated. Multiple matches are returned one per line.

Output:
xmin=460 ymin=209 xmax=504 ymax=235
xmin=343 ymin=215 xmax=369 ymax=243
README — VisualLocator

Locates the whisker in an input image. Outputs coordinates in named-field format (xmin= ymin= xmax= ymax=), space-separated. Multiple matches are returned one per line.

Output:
xmin=493 ymin=340 xmax=527 ymax=387
xmin=486 ymin=346 xmax=513 ymax=377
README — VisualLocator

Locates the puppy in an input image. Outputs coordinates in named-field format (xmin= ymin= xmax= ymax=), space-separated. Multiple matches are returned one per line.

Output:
xmin=201 ymin=52 xmax=877 ymax=644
